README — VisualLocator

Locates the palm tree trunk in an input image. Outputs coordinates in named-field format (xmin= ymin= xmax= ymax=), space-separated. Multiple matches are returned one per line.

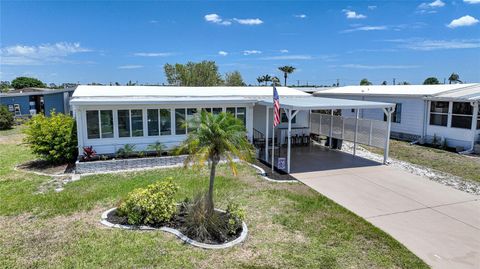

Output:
xmin=207 ymin=159 xmax=218 ymax=213
xmin=284 ymin=73 xmax=287 ymax=86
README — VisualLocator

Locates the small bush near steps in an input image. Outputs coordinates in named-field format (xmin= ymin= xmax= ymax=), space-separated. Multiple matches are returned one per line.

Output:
xmin=117 ymin=180 xmax=178 ymax=225
xmin=0 ymin=105 xmax=14 ymax=130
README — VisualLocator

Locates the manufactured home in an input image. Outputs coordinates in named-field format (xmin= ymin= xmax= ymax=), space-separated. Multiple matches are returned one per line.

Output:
xmin=313 ymin=84 xmax=480 ymax=151
xmin=0 ymin=87 xmax=76 ymax=116
xmin=71 ymin=85 xmax=396 ymax=172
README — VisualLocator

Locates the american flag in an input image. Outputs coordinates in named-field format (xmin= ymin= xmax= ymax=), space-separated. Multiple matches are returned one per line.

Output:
xmin=273 ymin=86 xmax=280 ymax=127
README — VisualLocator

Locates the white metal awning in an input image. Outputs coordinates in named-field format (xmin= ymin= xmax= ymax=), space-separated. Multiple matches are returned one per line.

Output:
xmin=258 ymin=96 xmax=395 ymax=110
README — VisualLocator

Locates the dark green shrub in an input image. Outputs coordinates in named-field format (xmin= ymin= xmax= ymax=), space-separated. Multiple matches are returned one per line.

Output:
xmin=0 ymin=105 xmax=14 ymax=130
xmin=117 ymin=180 xmax=178 ymax=225
xmin=23 ymin=112 xmax=77 ymax=164
xmin=226 ymin=202 xmax=246 ymax=235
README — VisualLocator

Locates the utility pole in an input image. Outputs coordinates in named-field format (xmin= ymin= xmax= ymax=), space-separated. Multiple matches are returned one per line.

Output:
xmin=336 ymin=79 xmax=340 ymax=87
xmin=297 ymin=80 xmax=300 ymax=87
xmin=393 ymin=78 xmax=396 ymax=85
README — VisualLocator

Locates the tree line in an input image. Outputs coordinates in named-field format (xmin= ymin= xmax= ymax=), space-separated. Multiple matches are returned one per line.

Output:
xmin=359 ymin=73 xmax=464 ymax=86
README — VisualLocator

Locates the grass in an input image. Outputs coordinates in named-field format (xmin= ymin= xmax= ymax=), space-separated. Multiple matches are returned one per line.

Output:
xmin=365 ymin=139 xmax=480 ymax=183
xmin=0 ymin=126 xmax=429 ymax=268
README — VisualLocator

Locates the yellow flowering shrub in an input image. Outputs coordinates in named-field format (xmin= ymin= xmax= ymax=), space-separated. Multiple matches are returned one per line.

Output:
xmin=117 ymin=179 xmax=178 ymax=225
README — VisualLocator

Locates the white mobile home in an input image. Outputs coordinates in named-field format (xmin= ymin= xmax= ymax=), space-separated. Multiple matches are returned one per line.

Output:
xmin=71 ymin=85 xmax=395 ymax=172
xmin=313 ymin=84 xmax=480 ymax=151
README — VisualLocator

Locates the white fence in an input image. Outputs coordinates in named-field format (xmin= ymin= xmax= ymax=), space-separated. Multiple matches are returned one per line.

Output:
xmin=310 ymin=113 xmax=388 ymax=149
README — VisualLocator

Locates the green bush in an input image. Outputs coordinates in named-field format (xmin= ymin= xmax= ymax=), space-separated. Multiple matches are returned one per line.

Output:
xmin=23 ymin=112 xmax=77 ymax=164
xmin=117 ymin=180 xmax=178 ymax=225
xmin=116 ymin=144 xmax=136 ymax=158
xmin=226 ymin=201 xmax=246 ymax=235
xmin=0 ymin=105 xmax=14 ymax=130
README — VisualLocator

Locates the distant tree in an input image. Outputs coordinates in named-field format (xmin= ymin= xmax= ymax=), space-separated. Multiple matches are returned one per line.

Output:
xmin=423 ymin=77 xmax=440 ymax=85
xmin=164 ymin=61 xmax=223 ymax=86
xmin=381 ymin=81 xmax=388 ymax=85
xmin=256 ymin=76 xmax=264 ymax=86
xmin=224 ymin=71 xmax=246 ymax=86
xmin=271 ymin=76 xmax=281 ymax=86
xmin=360 ymin=78 xmax=372 ymax=85
xmin=259 ymin=75 xmax=272 ymax=86
xmin=0 ymin=81 xmax=11 ymax=93
xmin=278 ymin=66 xmax=296 ymax=86
xmin=11 ymin=77 xmax=45 ymax=89
xmin=398 ymin=81 xmax=410 ymax=85
xmin=448 ymin=73 xmax=462 ymax=84
xmin=114 ymin=82 xmax=120 ymax=86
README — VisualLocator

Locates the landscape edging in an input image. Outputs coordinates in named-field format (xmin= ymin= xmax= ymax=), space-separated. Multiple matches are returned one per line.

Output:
xmin=248 ymin=163 xmax=298 ymax=183
xmin=100 ymin=207 xmax=248 ymax=249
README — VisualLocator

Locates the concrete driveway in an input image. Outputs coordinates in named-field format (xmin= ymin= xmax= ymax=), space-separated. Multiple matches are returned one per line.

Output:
xmin=289 ymin=146 xmax=480 ymax=269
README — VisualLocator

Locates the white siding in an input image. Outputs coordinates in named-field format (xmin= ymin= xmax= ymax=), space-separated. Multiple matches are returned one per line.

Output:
xmin=323 ymin=95 xmax=425 ymax=137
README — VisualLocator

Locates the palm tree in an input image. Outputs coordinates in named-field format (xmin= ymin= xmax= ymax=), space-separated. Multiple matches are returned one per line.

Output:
xmin=262 ymin=74 xmax=272 ymax=86
xmin=176 ymin=111 xmax=253 ymax=213
xmin=256 ymin=76 xmax=264 ymax=86
xmin=448 ymin=73 xmax=462 ymax=84
xmin=278 ymin=66 xmax=296 ymax=86
xmin=271 ymin=76 xmax=281 ymax=86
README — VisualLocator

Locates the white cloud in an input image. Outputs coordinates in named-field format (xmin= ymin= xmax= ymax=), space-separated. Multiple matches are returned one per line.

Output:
xmin=0 ymin=42 xmax=90 ymax=65
xmin=233 ymin=18 xmax=263 ymax=25
xmin=204 ymin=14 xmax=263 ymax=26
xmin=218 ymin=51 xmax=228 ymax=56
xmin=133 ymin=52 xmax=172 ymax=57
xmin=340 ymin=64 xmax=420 ymax=69
xmin=342 ymin=9 xmax=367 ymax=19
xmin=260 ymin=55 xmax=312 ymax=60
xmin=117 ymin=65 xmax=143 ymax=69
xmin=464 ymin=0 xmax=480 ymax=3
xmin=294 ymin=14 xmax=307 ymax=19
xmin=341 ymin=25 xmax=388 ymax=33
xmin=386 ymin=38 xmax=480 ymax=50
xmin=418 ymin=0 xmax=445 ymax=9
xmin=204 ymin=14 xmax=232 ymax=25
xmin=368 ymin=5 xmax=377 ymax=10
xmin=243 ymin=50 xmax=262 ymax=55
xmin=149 ymin=20 xmax=159 ymax=24
xmin=280 ymin=49 xmax=289 ymax=53
xmin=447 ymin=15 xmax=479 ymax=28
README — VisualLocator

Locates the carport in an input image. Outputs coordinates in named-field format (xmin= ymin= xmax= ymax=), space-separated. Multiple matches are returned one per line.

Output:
xmin=258 ymin=96 xmax=395 ymax=173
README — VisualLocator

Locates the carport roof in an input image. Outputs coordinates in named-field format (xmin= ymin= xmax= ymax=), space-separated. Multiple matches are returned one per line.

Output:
xmin=258 ymin=96 xmax=395 ymax=110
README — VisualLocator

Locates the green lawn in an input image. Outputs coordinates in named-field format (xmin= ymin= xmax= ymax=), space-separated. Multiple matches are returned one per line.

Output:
xmin=0 ymin=126 xmax=428 ymax=268
xmin=366 ymin=139 xmax=480 ymax=183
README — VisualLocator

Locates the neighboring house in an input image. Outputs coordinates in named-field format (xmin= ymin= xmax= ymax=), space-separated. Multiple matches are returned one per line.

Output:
xmin=0 ymin=87 xmax=76 ymax=116
xmin=313 ymin=84 xmax=480 ymax=151
xmin=70 ymin=85 xmax=394 ymax=160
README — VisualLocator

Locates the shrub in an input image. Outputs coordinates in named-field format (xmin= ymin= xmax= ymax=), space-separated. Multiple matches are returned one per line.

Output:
xmin=147 ymin=141 xmax=165 ymax=156
xmin=116 ymin=144 xmax=135 ymax=158
xmin=117 ymin=179 xmax=178 ymax=225
xmin=82 ymin=146 xmax=96 ymax=161
xmin=226 ymin=202 xmax=246 ymax=235
xmin=0 ymin=105 xmax=14 ymax=130
xmin=23 ymin=112 xmax=77 ymax=164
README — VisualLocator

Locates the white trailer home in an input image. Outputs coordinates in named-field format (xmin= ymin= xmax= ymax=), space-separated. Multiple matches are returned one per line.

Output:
xmin=313 ymin=83 xmax=480 ymax=151
xmin=70 ymin=85 xmax=395 ymax=172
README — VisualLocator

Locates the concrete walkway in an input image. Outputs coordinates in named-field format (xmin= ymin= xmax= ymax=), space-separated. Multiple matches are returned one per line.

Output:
xmin=289 ymin=146 xmax=480 ymax=269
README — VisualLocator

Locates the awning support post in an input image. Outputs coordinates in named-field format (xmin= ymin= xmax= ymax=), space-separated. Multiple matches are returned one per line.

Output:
xmin=329 ymin=109 xmax=334 ymax=149
xmin=470 ymin=101 xmax=479 ymax=151
xmin=286 ymin=109 xmax=299 ymax=174
xmin=383 ymin=107 xmax=394 ymax=164
xmin=265 ymin=106 xmax=269 ymax=161
xmin=353 ymin=109 xmax=360 ymax=157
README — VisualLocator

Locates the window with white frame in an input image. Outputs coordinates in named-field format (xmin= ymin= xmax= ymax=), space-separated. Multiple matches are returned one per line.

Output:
xmin=384 ymin=103 xmax=402 ymax=123
xmin=451 ymin=102 xmax=473 ymax=129
xmin=175 ymin=108 xmax=186 ymax=135
xmin=226 ymin=107 xmax=246 ymax=126
xmin=147 ymin=109 xmax=173 ymax=136
xmin=86 ymin=110 xmax=114 ymax=139
xmin=117 ymin=109 xmax=143 ymax=138
xmin=430 ymin=101 xmax=449 ymax=127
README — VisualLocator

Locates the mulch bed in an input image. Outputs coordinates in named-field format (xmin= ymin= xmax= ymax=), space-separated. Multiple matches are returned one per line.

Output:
xmin=17 ymin=160 xmax=75 ymax=175
xmin=106 ymin=206 xmax=242 ymax=245
xmin=254 ymin=159 xmax=297 ymax=181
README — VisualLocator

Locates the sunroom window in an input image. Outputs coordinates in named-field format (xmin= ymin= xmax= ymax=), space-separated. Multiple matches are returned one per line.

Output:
xmin=175 ymin=109 xmax=186 ymax=135
xmin=86 ymin=110 xmax=100 ymax=139
xmin=429 ymin=101 xmax=449 ymax=127
xmin=451 ymin=102 xmax=472 ymax=129
xmin=87 ymin=110 xmax=114 ymax=139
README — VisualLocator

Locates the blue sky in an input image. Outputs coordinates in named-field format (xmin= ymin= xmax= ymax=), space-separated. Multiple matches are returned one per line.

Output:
xmin=1 ymin=0 xmax=479 ymax=86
